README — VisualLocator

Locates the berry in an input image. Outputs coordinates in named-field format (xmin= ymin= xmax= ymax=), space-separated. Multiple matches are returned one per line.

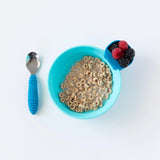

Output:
xmin=112 ymin=48 xmax=123 ymax=60
xmin=128 ymin=57 xmax=133 ymax=63
xmin=124 ymin=48 xmax=135 ymax=60
xmin=109 ymin=43 xmax=119 ymax=52
xmin=118 ymin=58 xmax=130 ymax=68
xmin=118 ymin=41 xmax=128 ymax=51
xmin=121 ymin=52 xmax=125 ymax=57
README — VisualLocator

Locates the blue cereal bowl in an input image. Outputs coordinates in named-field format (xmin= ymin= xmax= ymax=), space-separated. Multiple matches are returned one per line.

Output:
xmin=48 ymin=41 xmax=134 ymax=119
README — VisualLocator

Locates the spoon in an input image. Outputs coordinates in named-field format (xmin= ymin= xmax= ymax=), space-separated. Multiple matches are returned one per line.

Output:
xmin=26 ymin=52 xmax=40 ymax=114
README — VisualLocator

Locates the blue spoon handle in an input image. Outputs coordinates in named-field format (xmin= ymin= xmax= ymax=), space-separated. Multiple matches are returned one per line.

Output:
xmin=28 ymin=75 xmax=38 ymax=114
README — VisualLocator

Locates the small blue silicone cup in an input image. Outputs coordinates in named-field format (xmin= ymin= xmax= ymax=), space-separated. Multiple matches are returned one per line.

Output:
xmin=105 ymin=40 xmax=133 ymax=70
xmin=48 ymin=40 xmax=133 ymax=119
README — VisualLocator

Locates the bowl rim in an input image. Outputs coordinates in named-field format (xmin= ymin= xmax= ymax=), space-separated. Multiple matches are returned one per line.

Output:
xmin=48 ymin=45 xmax=121 ymax=119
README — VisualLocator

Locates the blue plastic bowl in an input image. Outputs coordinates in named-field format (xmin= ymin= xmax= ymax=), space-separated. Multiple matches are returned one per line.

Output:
xmin=48 ymin=41 xmax=132 ymax=119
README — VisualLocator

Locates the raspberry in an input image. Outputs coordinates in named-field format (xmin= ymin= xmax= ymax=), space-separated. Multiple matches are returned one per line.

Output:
xmin=118 ymin=41 xmax=128 ymax=51
xmin=109 ymin=43 xmax=119 ymax=52
xmin=112 ymin=48 xmax=123 ymax=60
xmin=124 ymin=48 xmax=135 ymax=60
xmin=118 ymin=58 xmax=130 ymax=68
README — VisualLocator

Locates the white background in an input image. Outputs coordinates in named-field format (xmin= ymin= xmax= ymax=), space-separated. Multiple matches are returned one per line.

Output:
xmin=0 ymin=0 xmax=160 ymax=160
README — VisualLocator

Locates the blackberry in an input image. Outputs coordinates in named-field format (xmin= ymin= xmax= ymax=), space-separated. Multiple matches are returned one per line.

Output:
xmin=109 ymin=43 xmax=119 ymax=52
xmin=128 ymin=57 xmax=133 ymax=63
xmin=124 ymin=48 xmax=135 ymax=60
xmin=114 ymin=41 xmax=119 ymax=45
xmin=118 ymin=58 xmax=130 ymax=68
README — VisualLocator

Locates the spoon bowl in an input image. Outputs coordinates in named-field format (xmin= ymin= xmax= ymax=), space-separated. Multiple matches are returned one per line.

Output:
xmin=26 ymin=52 xmax=40 ymax=74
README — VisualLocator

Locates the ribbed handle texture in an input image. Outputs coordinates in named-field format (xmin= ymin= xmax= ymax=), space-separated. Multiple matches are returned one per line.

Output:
xmin=28 ymin=75 xmax=38 ymax=114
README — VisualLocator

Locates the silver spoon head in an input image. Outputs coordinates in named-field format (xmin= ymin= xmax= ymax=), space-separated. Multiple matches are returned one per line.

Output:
xmin=26 ymin=52 xmax=40 ymax=75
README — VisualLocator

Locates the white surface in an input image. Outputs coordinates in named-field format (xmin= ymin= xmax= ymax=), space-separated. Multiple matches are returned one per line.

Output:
xmin=0 ymin=0 xmax=160 ymax=159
